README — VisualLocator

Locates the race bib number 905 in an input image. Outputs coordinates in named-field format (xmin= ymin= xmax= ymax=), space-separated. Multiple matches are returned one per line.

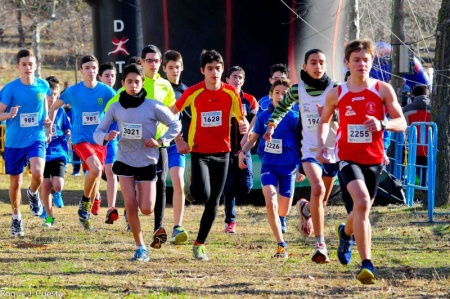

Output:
xmin=201 ymin=111 xmax=222 ymax=127
xmin=348 ymin=124 xmax=372 ymax=143
xmin=20 ymin=112 xmax=38 ymax=127
xmin=264 ymin=138 xmax=283 ymax=154
xmin=122 ymin=123 xmax=142 ymax=139
xmin=82 ymin=112 xmax=100 ymax=126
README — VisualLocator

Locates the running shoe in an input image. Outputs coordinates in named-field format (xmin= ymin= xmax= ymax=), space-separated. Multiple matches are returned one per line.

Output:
xmin=224 ymin=222 xmax=236 ymax=234
xmin=169 ymin=227 xmax=188 ymax=245
xmin=296 ymin=198 xmax=312 ymax=237
xmin=79 ymin=217 xmax=94 ymax=232
xmin=357 ymin=265 xmax=375 ymax=284
xmin=193 ymin=244 xmax=209 ymax=261
xmin=42 ymin=216 xmax=55 ymax=228
xmin=312 ymin=242 xmax=330 ymax=264
xmin=124 ymin=210 xmax=131 ymax=232
xmin=130 ymin=248 xmax=150 ymax=262
xmin=279 ymin=216 xmax=287 ymax=234
xmin=105 ymin=207 xmax=119 ymax=224
xmin=273 ymin=244 xmax=288 ymax=259
xmin=11 ymin=218 xmax=24 ymax=237
xmin=71 ymin=171 xmax=80 ymax=176
xmin=78 ymin=199 xmax=91 ymax=220
xmin=336 ymin=223 xmax=353 ymax=265
xmin=53 ymin=191 xmax=64 ymax=208
xmin=40 ymin=206 xmax=47 ymax=219
xmin=150 ymin=227 xmax=168 ymax=249
xmin=27 ymin=188 xmax=43 ymax=216
xmin=91 ymin=197 xmax=102 ymax=216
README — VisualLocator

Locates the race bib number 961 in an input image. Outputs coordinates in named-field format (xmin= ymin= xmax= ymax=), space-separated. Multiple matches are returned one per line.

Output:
xmin=348 ymin=124 xmax=372 ymax=143
xmin=201 ymin=111 xmax=222 ymax=127
xmin=82 ymin=112 xmax=100 ymax=126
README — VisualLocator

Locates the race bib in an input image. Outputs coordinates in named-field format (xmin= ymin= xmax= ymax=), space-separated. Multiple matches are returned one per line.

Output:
xmin=20 ymin=113 xmax=38 ymax=127
xmin=264 ymin=138 xmax=282 ymax=154
xmin=82 ymin=112 xmax=100 ymax=125
xmin=201 ymin=111 xmax=222 ymax=127
xmin=122 ymin=123 xmax=142 ymax=139
xmin=51 ymin=124 xmax=58 ymax=137
xmin=305 ymin=113 xmax=320 ymax=130
xmin=348 ymin=124 xmax=372 ymax=143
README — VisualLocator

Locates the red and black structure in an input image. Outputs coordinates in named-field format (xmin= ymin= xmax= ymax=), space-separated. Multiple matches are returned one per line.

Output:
xmin=86 ymin=0 xmax=348 ymax=96
xmin=139 ymin=0 xmax=348 ymax=97
xmin=85 ymin=0 xmax=143 ymax=90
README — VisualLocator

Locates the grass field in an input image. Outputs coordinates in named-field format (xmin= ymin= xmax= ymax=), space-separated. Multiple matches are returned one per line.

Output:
xmin=0 ymin=171 xmax=449 ymax=298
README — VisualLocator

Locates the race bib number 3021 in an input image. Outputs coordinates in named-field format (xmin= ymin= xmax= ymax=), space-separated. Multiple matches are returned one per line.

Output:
xmin=201 ymin=111 xmax=222 ymax=127
xmin=82 ymin=112 xmax=100 ymax=126
xmin=348 ymin=124 xmax=372 ymax=143
xmin=122 ymin=123 xmax=142 ymax=139
xmin=20 ymin=112 xmax=38 ymax=127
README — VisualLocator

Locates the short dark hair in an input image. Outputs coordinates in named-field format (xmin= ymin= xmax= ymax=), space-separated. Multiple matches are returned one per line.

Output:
xmin=127 ymin=56 xmax=141 ymax=66
xmin=269 ymin=79 xmax=291 ymax=94
xmin=163 ymin=50 xmax=183 ymax=67
xmin=227 ymin=66 xmax=245 ymax=79
xmin=122 ymin=63 xmax=145 ymax=81
xmin=141 ymin=44 xmax=162 ymax=59
xmin=344 ymin=39 xmax=375 ymax=62
xmin=45 ymin=76 xmax=60 ymax=90
xmin=304 ymin=49 xmax=325 ymax=64
xmin=412 ymin=85 xmax=429 ymax=97
xmin=200 ymin=49 xmax=224 ymax=69
xmin=79 ymin=54 xmax=98 ymax=69
xmin=16 ymin=49 xmax=34 ymax=64
xmin=98 ymin=62 xmax=116 ymax=76
xmin=270 ymin=63 xmax=289 ymax=78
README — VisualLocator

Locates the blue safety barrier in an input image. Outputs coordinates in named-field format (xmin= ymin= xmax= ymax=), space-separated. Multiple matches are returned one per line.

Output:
xmin=405 ymin=122 xmax=448 ymax=223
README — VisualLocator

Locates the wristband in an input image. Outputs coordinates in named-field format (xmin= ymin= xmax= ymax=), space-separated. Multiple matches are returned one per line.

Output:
xmin=237 ymin=150 xmax=245 ymax=156
xmin=267 ymin=122 xmax=276 ymax=128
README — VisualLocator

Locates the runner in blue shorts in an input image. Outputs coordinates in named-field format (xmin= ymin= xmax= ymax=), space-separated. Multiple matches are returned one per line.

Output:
xmin=0 ymin=49 xmax=51 ymax=237
xmin=264 ymin=49 xmax=339 ymax=264
xmin=162 ymin=50 xmax=189 ymax=244
xmin=98 ymin=62 xmax=120 ymax=224
xmin=39 ymin=76 xmax=71 ymax=228
xmin=238 ymin=79 xmax=301 ymax=259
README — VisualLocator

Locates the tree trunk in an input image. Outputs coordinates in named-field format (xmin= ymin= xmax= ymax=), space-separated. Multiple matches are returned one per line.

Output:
xmin=348 ymin=0 xmax=359 ymax=41
xmin=32 ymin=23 xmax=42 ymax=78
xmin=432 ymin=0 xmax=450 ymax=206
xmin=16 ymin=10 xmax=25 ymax=47
xmin=391 ymin=0 xmax=405 ymax=104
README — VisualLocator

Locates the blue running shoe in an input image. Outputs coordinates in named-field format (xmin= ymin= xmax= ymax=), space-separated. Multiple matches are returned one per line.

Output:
xmin=279 ymin=216 xmax=287 ymax=234
xmin=40 ymin=206 xmax=47 ymax=219
xmin=130 ymin=248 xmax=150 ymax=262
xmin=53 ymin=191 xmax=64 ymax=208
xmin=27 ymin=188 xmax=43 ymax=216
xmin=357 ymin=265 xmax=375 ymax=284
xmin=170 ymin=227 xmax=188 ymax=244
xmin=336 ymin=223 xmax=353 ymax=265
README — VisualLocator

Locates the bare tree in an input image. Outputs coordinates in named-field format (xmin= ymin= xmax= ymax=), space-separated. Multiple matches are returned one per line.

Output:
xmin=432 ymin=0 xmax=450 ymax=206
xmin=348 ymin=0 xmax=360 ymax=41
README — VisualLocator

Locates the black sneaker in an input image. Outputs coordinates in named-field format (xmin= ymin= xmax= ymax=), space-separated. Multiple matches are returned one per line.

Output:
xmin=11 ymin=218 xmax=24 ymax=237
xmin=150 ymin=227 xmax=168 ymax=249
